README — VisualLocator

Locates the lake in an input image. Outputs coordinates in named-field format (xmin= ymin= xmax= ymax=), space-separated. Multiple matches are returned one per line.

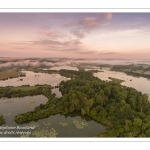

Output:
xmin=0 ymin=71 xmax=69 ymax=87
xmin=50 ymin=65 xmax=78 ymax=71
xmin=0 ymin=95 xmax=106 ymax=137
xmin=94 ymin=68 xmax=150 ymax=99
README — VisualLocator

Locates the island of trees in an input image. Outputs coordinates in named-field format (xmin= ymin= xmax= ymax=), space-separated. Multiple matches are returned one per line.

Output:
xmin=0 ymin=69 xmax=150 ymax=137
xmin=111 ymin=64 xmax=150 ymax=79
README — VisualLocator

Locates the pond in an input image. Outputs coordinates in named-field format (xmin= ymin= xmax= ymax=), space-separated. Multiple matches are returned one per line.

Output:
xmin=51 ymin=88 xmax=62 ymax=98
xmin=0 ymin=71 xmax=69 ymax=87
xmin=0 ymin=95 xmax=48 ymax=126
xmin=50 ymin=65 xmax=78 ymax=71
xmin=94 ymin=69 xmax=150 ymax=99
xmin=0 ymin=95 xmax=106 ymax=137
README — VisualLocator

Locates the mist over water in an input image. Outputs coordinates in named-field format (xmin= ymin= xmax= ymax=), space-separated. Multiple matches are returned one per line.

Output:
xmin=1 ymin=58 xmax=150 ymax=70
xmin=74 ymin=59 xmax=150 ymax=65
xmin=0 ymin=71 xmax=69 ymax=87
xmin=0 ymin=59 xmax=72 ymax=69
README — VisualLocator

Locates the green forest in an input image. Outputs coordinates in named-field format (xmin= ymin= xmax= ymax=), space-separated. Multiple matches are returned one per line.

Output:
xmin=1 ymin=69 xmax=150 ymax=137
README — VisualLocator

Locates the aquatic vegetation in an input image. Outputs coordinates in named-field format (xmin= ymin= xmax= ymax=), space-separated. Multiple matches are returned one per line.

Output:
xmin=29 ymin=100 xmax=37 ymax=104
xmin=43 ymin=122 xmax=51 ymax=126
xmin=5 ymin=100 xmax=13 ymax=103
xmin=4 ymin=98 xmax=18 ymax=103
xmin=29 ymin=122 xmax=39 ymax=128
xmin=59 ymin=122 xmax=68 ymax=126
xmin=21 ymin=134 xmax=30 ymax=138
xmin=0 ymin=114 xmax=5 ymax=125
xmin=51 ymin=74 xmax=56 ymax=77
xmin=3 ymin=112 xmax=11 ymax=116
xmin=73 ymin=119 xmax=88 ymax=129
xmin=32 ymin=128 xmax=58 ymax=137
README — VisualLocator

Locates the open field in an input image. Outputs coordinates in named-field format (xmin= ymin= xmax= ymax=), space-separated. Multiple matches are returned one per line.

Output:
xmin=0 ymin=84 xmax=51 ymax=92
xmin=0 ymin=71 xmax=22 ymax=80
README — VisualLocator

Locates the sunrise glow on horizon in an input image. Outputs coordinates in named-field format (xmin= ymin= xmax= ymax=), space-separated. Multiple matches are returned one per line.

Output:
xmin=0 ymin=13 xmax=150 ymax=59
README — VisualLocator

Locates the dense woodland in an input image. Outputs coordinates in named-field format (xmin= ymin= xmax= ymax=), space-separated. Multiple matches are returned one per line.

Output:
xmin=0 ymin=85 xmax=52 ymax=98
xmin=1 ymin=69 xmax=150 ymax=137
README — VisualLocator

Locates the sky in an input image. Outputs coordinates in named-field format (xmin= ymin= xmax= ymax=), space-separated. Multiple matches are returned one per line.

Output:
xmin=0 ymin=13 xmax=150 ymax=59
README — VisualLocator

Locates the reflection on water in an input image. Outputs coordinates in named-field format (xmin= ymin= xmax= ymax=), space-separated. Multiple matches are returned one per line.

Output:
xmin=0 ymin=95 xmax=106 ymax=137
xmin=35 ymin=112 xmax=106 ymax=137
xmin=0 ymin=95 xmax=48 ymax=126
xmin=51 ymin=88 xmax=62 ymax=98
xmin=50 ymin=65 xmax=78 ymax=71
xmin=74 ymin=59 xmax=150 ymax=65
xmin=0 ymin=71 xmax=69 ymax=87
xmin=94 ymin=69 xmax=150 ymax=98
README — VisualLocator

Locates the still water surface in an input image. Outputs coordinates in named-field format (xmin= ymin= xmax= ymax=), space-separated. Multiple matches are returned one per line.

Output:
xmin=0 ymin=95 xmax=106 ymax=137
xmin=0 ymin=71 xmax=68 ymax=87
xmin=94 ymin=68 xmax=150 ymax=99
xmin=50 ymin=65 xmax=78 ymax=71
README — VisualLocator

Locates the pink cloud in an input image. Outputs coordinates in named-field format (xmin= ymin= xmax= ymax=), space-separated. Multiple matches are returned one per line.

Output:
xmin=71 ymin=29 xmax=85 ymax=39
xmin=105 ymin=13 xmax=113 ymax=20
xmin=36 ymin=29 xmax=66 ymax=39
xmin=29 ymin=39 xmax=82 ymax=47
xmin=77 ymin=17 xmax=99 ymax=28
xmin=75 ymin=50 xmax=97 ymax=54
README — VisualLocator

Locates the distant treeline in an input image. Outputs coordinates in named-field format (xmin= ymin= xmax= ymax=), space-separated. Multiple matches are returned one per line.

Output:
xmin=111 ymin=65 xmax=150 ymax=79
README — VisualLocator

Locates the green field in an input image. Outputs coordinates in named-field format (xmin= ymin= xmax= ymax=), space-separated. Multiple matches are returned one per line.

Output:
xmin=0 ymin=84 xmax=51 ymax=92
xmin=0 ymin=71 xmax=25 ymax=80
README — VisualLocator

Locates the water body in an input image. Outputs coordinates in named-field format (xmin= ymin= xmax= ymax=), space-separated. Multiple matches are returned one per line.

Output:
xmin=0 ymin=95 xmax=48 ymax=126
xmin=0 ymin=71 xmax=68 ymax=87
xmin=51 ymin=88 xmax=62 ymax=98
xmin=50 ymin=65 xmax=78 ymax=71
xmin=74 ymin=59 xmax=150 ymax=65
xmin=0 ymin=95 xmax=106 ymax=137
xmin=35 ymin=112 xmax=106 ymax=137
xmin=94 ymin=69 xmax=150 ymax=99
